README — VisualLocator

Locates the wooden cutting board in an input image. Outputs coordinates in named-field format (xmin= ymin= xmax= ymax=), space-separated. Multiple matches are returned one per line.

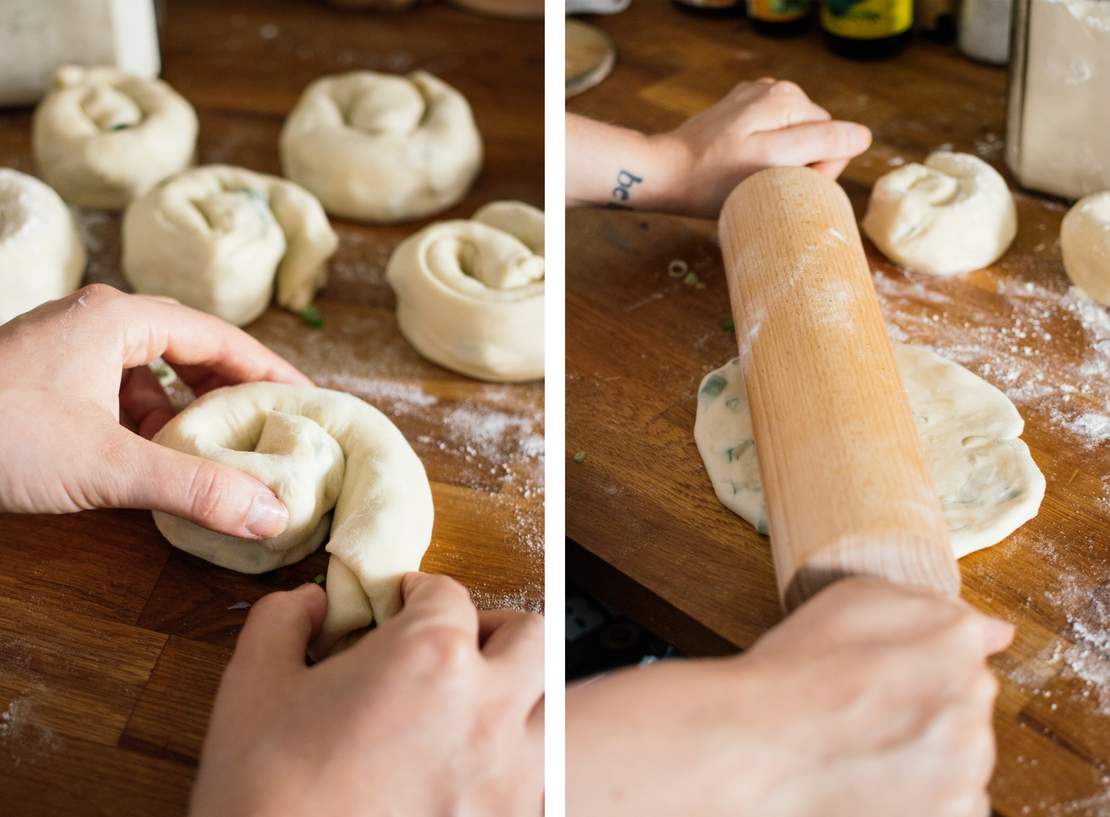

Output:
xmin=0 ymin=1 xmax=543 ymax=814
xmin=567 ymin=5 xmax=1110 ymax=815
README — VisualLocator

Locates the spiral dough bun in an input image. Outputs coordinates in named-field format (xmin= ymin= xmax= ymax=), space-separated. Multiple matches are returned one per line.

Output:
xmin=32 ymin=65 xmax=197 ymax=210
xmin=0 ymin=168 xmax=86 ymax=324
xmin=122 ymin=165 xmax=338 ymax=326
xmin=152 ymin=382 xmax=435 ymax=657
xmin=862 ymin=151 xmax=1016 ymax=277
xmin=280 ymin=70 xmax=483 ymax=223
xmin=387 ymin=201 xmax=544 ymax=382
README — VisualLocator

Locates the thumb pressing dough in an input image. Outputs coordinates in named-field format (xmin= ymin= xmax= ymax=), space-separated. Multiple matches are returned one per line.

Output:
xmin=280 ymin=70 xmax=483 ymax=223
xmin=863 ymin=151 xmax=1017 ymax=277
xmin=694 ymin=343 xmax=1044 ymax=558
xmin=0 ymin=168 xmax=86 ymax=323
xmin=386 ymin=201 xmax=544 ymax=382
xmin=152 ymin=382 xmax=435 ymax=657
xmin=123 ymin=165 xmax=338 ymax=326
xmin=32 ymin=65 xmax=197 ymax=210
xmin=1061 ymin=191 xmax=1110 ymax=307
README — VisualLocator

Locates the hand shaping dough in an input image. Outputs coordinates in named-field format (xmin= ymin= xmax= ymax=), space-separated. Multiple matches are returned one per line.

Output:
xmin=123 ymin=165 xmax=338 ymax=326
xmin=1061 ymin=192 xmax=1110 ymax=307
xmin=32 ymin=65 xmax=197 ymax=209
xmin=695 ymin=343 xmax=1044 ymax=558
xmin=152 ymin=382 xmax=435 ymax=657
xmin=279 ymin=70 xmax=483 ymax=223
xmin=863 ymin=151 xmax=1017 ymax=277
xmin=0 ymin=168 xmax=86 ymax=323
xmin=386 ymin=201 xmax=544 ymax=382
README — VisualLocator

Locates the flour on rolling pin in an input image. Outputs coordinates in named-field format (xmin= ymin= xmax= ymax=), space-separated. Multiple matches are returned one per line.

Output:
xmin=0 ymin=0 xmax=159 ymax=107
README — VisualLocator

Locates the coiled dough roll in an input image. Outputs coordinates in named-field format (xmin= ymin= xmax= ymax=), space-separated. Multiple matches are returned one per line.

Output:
xmin=123 ymin=165 xmax=338 ymax=326
xmin=386 ymin=201 xmax=544 ymax=382
xmin=153 ymin=382 xmax=435 ymax=657
xmin=32 ymin=65 xmax=197 ymax=210
xmin=280 ymin=70 xmax=483 ymax=223
xmin=0 ymin=168 xmax=86 ymax=323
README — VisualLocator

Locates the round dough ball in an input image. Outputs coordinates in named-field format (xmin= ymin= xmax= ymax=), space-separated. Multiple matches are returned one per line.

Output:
xmin=0 ymin=168 xmax=86 ymax=323
xmin=694 ymin=343 xmax=1045 ymax=559
xmin=152 ymin=382 xmax=435 ymax=657
xmin=386 ymin=201 xmax=544 ymax=382
xmin=32 ymin=65 xmax=198 ymax=210
xmin=123 ymin=165 xmax=338 ymax=326
xmin=1061 ymin=191 xmax=1110 ymax=306
xmin=280 ymin=70 xmax=483 ymax=223
xmin=863 ymin=151 xmax=1017 ymax=276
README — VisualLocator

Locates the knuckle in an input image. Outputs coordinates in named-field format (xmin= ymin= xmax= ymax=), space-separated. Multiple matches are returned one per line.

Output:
xmin=185 ymin=461 xmax=228 ymax=522
xmin=401 ymin=622 xmax=474 ymax=672
xmin=771 ymin=79 xmax=803 ymax=98
xmin=73 ymin=283 xmax=119 ymax=308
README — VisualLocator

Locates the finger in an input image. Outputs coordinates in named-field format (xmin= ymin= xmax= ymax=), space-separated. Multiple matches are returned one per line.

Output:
xmin=104 ymin=292 xmax=313 ymax=386
xmin=750 ymin=120 xmax=872 ymax=168
xmin=171 ymin=364 xmax=235 ymax=396
xmin=979 ymin=616 xmax=1015 ymax=655
xmin=480 ymin=610 xmax=545 ymax=704
xmin=810 ymin=158 xmax=850 ymax=178
xmin=119 ymin=366 xmax=175 ymax=439
xmin=103 ymin=426 xmax=289 ymax=538
xmin=478 ymin=608 xmax=528 ymax=644
xmin=233 ymin=584 xmax=327 ymax=673
xmin=396 ymin=572 xmax=480 ymax=643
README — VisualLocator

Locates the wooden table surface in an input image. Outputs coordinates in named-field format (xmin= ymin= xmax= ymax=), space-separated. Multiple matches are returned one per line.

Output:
xmin=566 ymin=4 xmax=1110 ymax=815
xmin=0 ymin=2 xmax=543 ymax=814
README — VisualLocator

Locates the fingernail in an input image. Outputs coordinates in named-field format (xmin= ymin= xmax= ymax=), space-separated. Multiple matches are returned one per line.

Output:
xmin=983 ymin=617 xmax=1015 ymax=651
xmin=245 ymin=493 xmax=288 ymax=538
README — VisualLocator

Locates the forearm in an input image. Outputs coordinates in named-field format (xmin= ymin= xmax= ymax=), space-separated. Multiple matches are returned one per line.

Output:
xmin=565 ymin=113 xmax=687 ymax=213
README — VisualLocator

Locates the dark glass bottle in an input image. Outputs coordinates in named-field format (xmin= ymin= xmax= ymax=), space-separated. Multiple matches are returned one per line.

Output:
xmin=747 ymin=0 xmax=811 ymax=34
xmin=820 ymin=0 xmax=912 ymax=57
xmin=671 ymin=0 xmax=746 ymax=17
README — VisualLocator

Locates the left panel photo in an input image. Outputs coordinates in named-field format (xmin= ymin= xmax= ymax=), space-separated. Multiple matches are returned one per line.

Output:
xmin=0 ymin=0 xmax=544 ymax=814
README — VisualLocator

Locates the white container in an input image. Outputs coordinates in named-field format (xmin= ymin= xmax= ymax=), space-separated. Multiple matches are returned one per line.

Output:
xmin=1007 ymin=0 xmax=1110 ymax=198
xmin=0 ymin=0 xmax=160 ymax=107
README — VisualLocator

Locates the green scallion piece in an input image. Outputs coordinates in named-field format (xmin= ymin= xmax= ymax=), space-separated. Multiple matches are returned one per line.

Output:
xmin=300 ymin=305 xmax=323 ymax=328
xmin=572 ymin=451 xmax=587 ymax=463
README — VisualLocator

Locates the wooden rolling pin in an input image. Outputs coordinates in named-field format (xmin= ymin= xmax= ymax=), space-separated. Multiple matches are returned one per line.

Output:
xmin=719 ymin=166 xmax=960 ymax=610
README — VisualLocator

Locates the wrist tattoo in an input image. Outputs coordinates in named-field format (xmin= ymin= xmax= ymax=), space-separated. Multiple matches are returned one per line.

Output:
xmin=611 ymin=169 xmax=642 ymax=205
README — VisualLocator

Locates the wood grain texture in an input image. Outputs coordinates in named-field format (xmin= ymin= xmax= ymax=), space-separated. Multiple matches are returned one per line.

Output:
xmin=720 ymin=166 xmax=958 ymax=606
xmin=0 ymin=1 xmax=542 ymax=813
xmin=566 ymin=4 xmax=1110 ymax=814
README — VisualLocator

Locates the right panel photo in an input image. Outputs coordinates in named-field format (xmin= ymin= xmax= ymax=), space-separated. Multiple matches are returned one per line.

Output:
xmin=564 ymin=2 xmax=1109 ymax=815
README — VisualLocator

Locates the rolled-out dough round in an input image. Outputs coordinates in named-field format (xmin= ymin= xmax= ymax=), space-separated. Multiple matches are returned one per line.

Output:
xmin=694 ymin=343 xmax=1045 ymax=558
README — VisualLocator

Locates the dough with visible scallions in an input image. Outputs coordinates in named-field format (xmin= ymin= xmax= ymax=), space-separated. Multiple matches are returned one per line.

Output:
xmin=280 ymin=70 xmax=482 ymax=223
xmin=694 ymin=343 xmax=1044 ymax=558
xmin=152 ymin=382 xmax=434 ymax=657
xmin=0 ymin=168 xmax=86 ymax=323
xmin=32 ymin=65 xmax=197 ymax=209
xmin=386 ymin=201 xmax=544 ymax=382
xmin=122 ymin=165 xmax=337 ymax=326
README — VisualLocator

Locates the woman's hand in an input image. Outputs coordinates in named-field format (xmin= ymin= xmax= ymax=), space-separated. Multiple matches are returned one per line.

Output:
xmin=190 ymin=573 xmax=545 ymax=817
xmin=567 ymin=577 xmax=1012 ymax=817
xmin=0 ymin=284 xmax=310 ymax=538
xmin=566 ymin=79 xmax=871 ymax=219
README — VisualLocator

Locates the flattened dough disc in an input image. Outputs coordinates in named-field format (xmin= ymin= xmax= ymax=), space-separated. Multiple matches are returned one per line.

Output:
xmin=566 ymin=20 xmax=616 ymax=99
xmin=694 ymin=343 xmax=1045 ymax=559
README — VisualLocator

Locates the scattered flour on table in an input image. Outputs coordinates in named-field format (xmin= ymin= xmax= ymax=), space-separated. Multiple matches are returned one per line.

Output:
xmin=873 ymin=274 xmax=1110 ymax=448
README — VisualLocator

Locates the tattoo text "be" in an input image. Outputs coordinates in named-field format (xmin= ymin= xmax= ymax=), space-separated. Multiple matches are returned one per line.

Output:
xmin=612 ymin=169 xmax=642 ymax=203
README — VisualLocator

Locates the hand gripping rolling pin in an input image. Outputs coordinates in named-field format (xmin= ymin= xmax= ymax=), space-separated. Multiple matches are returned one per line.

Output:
xmin=719 ymin=166 xmax=960 ymax=609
